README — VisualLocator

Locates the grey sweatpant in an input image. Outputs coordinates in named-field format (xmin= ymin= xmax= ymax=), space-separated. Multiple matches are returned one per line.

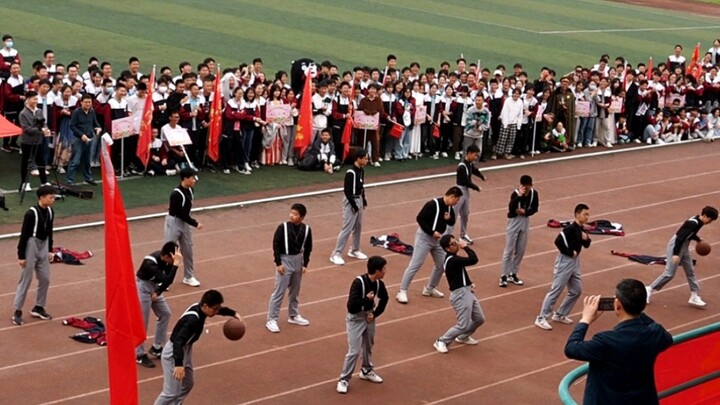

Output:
xmin=13 ymin=237 xmax=50 ymax=311
xmin=164 ymin=215 xmax=195 ymax=279
xmin=455 ymin=186 xmax=471 ymax=237
xmin=339 ymin=311 xmax=375 ymax=381
xmin=154 ymin=341 xmax=194 ymax=405
xmin=649 ymin=235 xmax=699 ymax=293
xmin=399 ymin=227 xmax=446 ymax=291
xmin=501 ymin=216 xmax=530 ymax=277
xmin=538 ymin=254 xmax=582 ymax=319
xmin=438 ymin=286 xmax=485 ymax=345
xmin=135 ymin=279 xmax=172 ymax=357
xmin=333 ymin=196 xmax=363 ymax=255
xmin=267 ymin=253 xmax=304 ymax=321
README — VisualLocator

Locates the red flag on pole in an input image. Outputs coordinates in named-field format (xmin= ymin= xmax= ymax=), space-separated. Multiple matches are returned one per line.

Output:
xmin=136 ymin=66 xmax=155 ymax=168
xmin=294 ymin=71 xmax=313 ymax=159
xmin=207 ymin=66 xmax=223 ymax=162
xmin=341 ymin=84 xmax=356 ymax=160
xmin=686 ymin=42 xmax=700 ymax=75
xmin=100 ymin=136 xmax=146 ymax=405
xmin=647 ymin=56 xmax=653 ymax=75
xmin=0 ymin=114 xmax=21 ymax=138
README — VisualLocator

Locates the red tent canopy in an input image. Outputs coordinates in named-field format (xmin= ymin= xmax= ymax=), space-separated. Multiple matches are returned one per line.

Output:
xmin=0 ymin=114 xmax=21 ymax=138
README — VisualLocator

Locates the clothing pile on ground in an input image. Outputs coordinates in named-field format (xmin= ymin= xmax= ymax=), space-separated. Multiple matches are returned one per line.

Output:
xmin=63 ymin=316 xmax=107 ymax=346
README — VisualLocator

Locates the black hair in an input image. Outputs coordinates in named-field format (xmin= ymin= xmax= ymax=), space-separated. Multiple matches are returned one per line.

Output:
xmin=386 ymin=54 xmax=396 ymax=62
xmin=445 ymin=186 xmax=463 ymax=198
xmin=25 ymin=90 xmax=38 ymax=99
xmin=574 ymin=203 xmax=589 ymax=215
xmin=367 ymin=256 xmax=387 ymax=274
xmin=520 ymin=175 xmax=533 ymax=186
xmin=354 ymin=148 xmax=368 ymax=161
xmin=36 ymin=185 xmax=56 ymax=198
xmin=178 ymin=61 xmax=191 ymax=70
xmin=161 ymin=241 xmax=178 ymax=257
xmin=615 ymin=279 xmax=646 ymax=316
xmin=180 ymin=167 xmax=196 ymax=180
xmin=439 ymin=234 xmax=454 ymax=250
xmin=291 ymin=203 xmax=307 ymax=218
xmin=701 ymin=206 xmax=719 ymax=220
xmin=465 ymin=144 xmax=480 ymax=154
xmin=200 ymin=289 xmax=224 ymax=307
xmin=81 ymin=93 xmax=94 ymax=101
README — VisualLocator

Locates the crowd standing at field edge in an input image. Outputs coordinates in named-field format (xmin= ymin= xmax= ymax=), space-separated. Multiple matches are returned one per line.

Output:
xmin=2 ymin=34 xmax=720 ymax=191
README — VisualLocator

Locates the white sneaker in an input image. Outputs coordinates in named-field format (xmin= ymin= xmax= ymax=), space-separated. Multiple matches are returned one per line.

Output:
xmin=30 ymin=169 xmax=40 ymax=176
xmin=441 ymin=152 xmax=448 ymax=158
xmin=455 ymin=335 xmax=479 ymax=345
xmin=182 ymin=277 xmax=201 ymax=287
xmin=330 ymin=253 xmax=345 ymax=266
xmin=454 ymin=152 xmax=461 ymax=160
xmin=689 ymin=295 xmax=707 ymax=308
xmin=222 ymin=169 xmax=231 ymax=174
xmin=23 ymin=183 xmax=31 ymax=192
xmin=347 ymin=250 xmax=368 ymax=260
xmin=165 ymin=169 xmax=177 ymax=176
xmin=288 ymin=315 xmax=310 ymax=326
xmin=551 ymin=314 xmax=574 ymax=324
xmin=460 ymin=235 xmax=474 ymax=245
xmin=372 ymin=161 xmax=381 ymax=167
xmin=534 ymin=317 xmax=552 ymax=330
xmin=396 ymin=290 xmax=408 ymax=304
xmin=265 ymin=320 xmax=280 ymax=333
xmin=606 ymin=143 xmax=613 ymax=148
xmin=359 ymin=369 xmax=383 ymax=383
xmin=634 ymin=138 xmax=642 ymax=144
xmin=421 ymin=286 xmax=444 ymax=298
xmin=57 ymin=167 xmax=66 ymax=174
xmin=336 ymin=380 xmax=348 ymax=394
xmin=645 ymin=286 xmax=652 ymax=304
xmin=244 ymin=163 xmax=252 ymax=172
xmin=433 ymin=339 xmax=449 ymax=353
xmin=646 ymin=137 xmax=652 ymax=144
xmin=287 ymin=158 xmax=294 ymax=166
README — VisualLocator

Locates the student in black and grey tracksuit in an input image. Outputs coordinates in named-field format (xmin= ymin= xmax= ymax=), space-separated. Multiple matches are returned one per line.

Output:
xmin=535 ymin=204 xmax=591 ymax=331
xmin=499 ymin=175 xmax=539 ymax=287
xmin=455 ymin=144 xmax=486 ymax=244
xmin=330 ymin=149 xmax=369 ymax=266
xmin=433 ymin=234 xmax=486 ymax=353
xmin=646 ymin=206 xmax=718 ymax=307
xmin=12 ymin=185 xmax=56 ymax=326
xmin=155 ymin=289 xmax=241 ymax=405
xmin=164 ymin=168 xmax=203 ymax=287
xmin=336 ymin=256 xmax=389 ymax=394
xmin=135 ymin=241 xmax=180 ymax=368
xmin=396 ymin=187 xmax=462 ymax=304
xmin=266 ymin=203 xmax=313 ymax=333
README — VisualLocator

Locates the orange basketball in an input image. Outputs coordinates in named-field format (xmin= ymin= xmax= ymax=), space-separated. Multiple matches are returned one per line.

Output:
xmin=695 ymin=241 xmax=711 ymax=256
xmin=223 ymin=318 xmax=246 ymax=341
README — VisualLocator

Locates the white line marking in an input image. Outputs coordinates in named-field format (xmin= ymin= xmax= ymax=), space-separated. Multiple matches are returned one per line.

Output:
xmin=539 ymin=25 xmax=720 ymax=35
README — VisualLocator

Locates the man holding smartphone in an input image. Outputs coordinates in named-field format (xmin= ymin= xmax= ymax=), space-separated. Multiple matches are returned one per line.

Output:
xmin=564 ymin=279 xmax=673 ymax=405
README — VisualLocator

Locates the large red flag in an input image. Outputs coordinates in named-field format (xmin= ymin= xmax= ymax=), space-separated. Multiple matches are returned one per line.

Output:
xmin=101 ymin=136 xmax=146 ymax=405
xmin=136 ymin=66 xmax=155 ymax=168
xmin=341 ymin=84 xmax=355 ymax=160
xmin=207 ymin=67 xmax=222 ymax=162
xmin=294 ymin=71 xmax=313 ymax=159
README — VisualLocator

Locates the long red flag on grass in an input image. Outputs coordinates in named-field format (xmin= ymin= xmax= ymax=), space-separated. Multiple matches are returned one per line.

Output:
xmin=101 ymin=135 xmax=146 ymax=405
xmin=207 ymin=66 xmax=222 ymax=162
xmin=136 ymin=66 xmax=155 ymax=168
xmin=294 ymin=70 xmax=313 ymax=159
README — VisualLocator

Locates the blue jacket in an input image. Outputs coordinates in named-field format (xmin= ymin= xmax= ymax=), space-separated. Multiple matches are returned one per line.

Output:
xmin=564 ymin=313 xmax=673 ymax=405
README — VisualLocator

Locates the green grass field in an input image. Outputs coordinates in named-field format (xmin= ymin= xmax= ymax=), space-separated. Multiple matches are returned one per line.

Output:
xmin=1 ymin=0 xmax=719 ymax=225
xmin=3 ymin=0 xmax=719 ymax=78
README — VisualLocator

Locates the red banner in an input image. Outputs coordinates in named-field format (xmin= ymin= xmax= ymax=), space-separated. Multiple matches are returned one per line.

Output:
xmin=100 ymin=138 xmax=146 ymax=405
xmin=294 ymin=71 xmax=313 ymax=159
xmin=136 ymin=66 xmax=155 ymax=168
xmin=207 ymin=67 xmax=223 ymax=162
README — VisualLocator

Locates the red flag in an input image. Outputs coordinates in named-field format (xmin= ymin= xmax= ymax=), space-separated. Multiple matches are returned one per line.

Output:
xmin=207 ymin=67 xmax=223 ymax=162
xmin=686 ymin=42 xmax=700 ymax=76
xmin=432 ymin=123 xmax=440 ymax=138
xmin=341 ymin=84 xmax=356 ymax=159
xmin=136 ymin=66 xmax=155 ymax=168
xmin=294 ymin=71 xmax=313 ymax=159
xmin=647 ymin=57 xmax=653 ymax=75
xmin=101 ymin=137 xmax=146 ymax=405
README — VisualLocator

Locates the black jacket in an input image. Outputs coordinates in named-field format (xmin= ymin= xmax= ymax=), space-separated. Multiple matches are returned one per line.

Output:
xmin=169 ymin=303 xmax=236 ymax=366
xmin=554 ymin=222 xmax=591 ymax=257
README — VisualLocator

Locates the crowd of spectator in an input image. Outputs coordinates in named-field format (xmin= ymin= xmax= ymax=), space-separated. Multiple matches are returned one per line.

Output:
xmin=2 ymin=33 xmax=720 ymax=190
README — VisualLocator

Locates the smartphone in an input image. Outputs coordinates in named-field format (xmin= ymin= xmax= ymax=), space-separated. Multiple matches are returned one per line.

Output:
xmin=598 ymin=297 xmax=615 ymax=311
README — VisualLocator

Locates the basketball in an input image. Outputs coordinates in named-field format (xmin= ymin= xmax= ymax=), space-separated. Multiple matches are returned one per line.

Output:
xmin=695 ymin=241 xmax=711 ymax=256
xmin=223 ymin=318 xmax=246 ymax=341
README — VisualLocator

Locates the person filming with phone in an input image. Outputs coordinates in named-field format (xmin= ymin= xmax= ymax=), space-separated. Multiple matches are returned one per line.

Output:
xmin=564 ymin=278 xmax=673 ymax=405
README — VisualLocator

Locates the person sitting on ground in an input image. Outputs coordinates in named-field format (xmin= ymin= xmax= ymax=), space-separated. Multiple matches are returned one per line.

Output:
xmin=298 ymin=128 xmax=336 ymax=173
xmin=146 ymin=128 xmax=177 ymax=176
xmin=546 ymin=121 xmax=569 ymax=152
